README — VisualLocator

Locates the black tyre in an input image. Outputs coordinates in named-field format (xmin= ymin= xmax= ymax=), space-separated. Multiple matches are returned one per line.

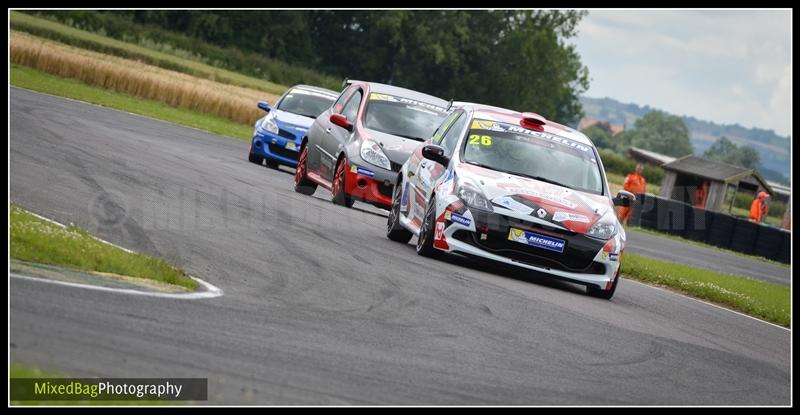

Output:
xmin=293 ymin=143 xmax=317 ymax=195
xmin=248 ymin=152 xmax=263 ymax=165
xmin=265 ymin=159 xmax=280 ymax=169
xmin=387 ymin=179 xmax=413 ymax=243
xmin=587 ymin=272 xmax=619 ymax=300
xmin=416 ymin=196 xmax=444 ymax=258
xmin=331 ymin=158 xmax=354 ymax=208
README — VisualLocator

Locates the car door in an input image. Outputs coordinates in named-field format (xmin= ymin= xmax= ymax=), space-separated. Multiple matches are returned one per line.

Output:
xmin=321 ymin=87 xmax=362 ymax=183
xmin=307 ymin=86 xmax=355 ymax=177
xmin=418 ymin=111 xmax=468 ymax=202
xmin=406 ymin=110 xmax=462 ymax=221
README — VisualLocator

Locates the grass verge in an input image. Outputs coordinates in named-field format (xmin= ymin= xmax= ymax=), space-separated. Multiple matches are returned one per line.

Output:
xmin=10 ymin=363 xmax=172 ymax=406
xmin=11 ymin=64 xmax=252 ymax=141
xmin=629 ymin=226 xmax=790 ymax=268
xmin=622 ymin=253 xmax=790 ymax=327
xmin=10 ymin=204 xmax=198 ymax=290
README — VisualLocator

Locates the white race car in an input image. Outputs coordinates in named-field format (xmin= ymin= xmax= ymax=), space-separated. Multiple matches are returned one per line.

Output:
xmin=386 ymin=104 xmax=635 ymax=299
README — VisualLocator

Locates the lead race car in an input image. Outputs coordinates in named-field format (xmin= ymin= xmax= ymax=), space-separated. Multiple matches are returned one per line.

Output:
xmin=294 ymin=80 xmax=449 ymax=209
xmin=387 ymin=104 xmax=635 ymax=299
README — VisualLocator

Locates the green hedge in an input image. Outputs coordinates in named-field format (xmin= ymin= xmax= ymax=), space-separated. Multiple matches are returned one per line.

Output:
xmin=732 ymin=192 xmax=786 ymax=218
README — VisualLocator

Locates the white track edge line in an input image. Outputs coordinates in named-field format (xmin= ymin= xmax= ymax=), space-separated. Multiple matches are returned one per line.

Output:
xmin=10 ymin=273 xmax=222 ymax=299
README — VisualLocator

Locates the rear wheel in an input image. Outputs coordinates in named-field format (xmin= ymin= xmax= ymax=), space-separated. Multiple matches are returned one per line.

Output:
xmin=294 ymin=143 xmax=317 ymax=195
xmin=387 ymin=179 xmax=413 ymax=243
xmin=248 ymin=152 xmax=263 ymax=165
xmin=587 ymin=272 xmax=619 ymax=300
xmin=331 ymin=158 xmax=354 ymax=208
xmin=416 ymin=196 xmax=443 ymax=258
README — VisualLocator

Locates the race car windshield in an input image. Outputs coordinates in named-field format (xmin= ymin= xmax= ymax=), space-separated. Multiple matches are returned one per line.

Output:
xmin=462 ymin=122 xmax=604 ymax=195
xmin=277 ymin=90 xmax=337 ymax=119
xmin=364 ymin=95 xmax=448 ymax=141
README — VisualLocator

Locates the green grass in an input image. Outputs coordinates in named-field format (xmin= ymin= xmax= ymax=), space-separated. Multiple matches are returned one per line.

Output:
xmin=11 ymin=64 xmax=252 ymax=142
xmin=622 ymin=253 xmax=790 ymax=327
xmin=10 ymin=11 xmax=290 ymax=96
xmin=10 ymin=204 xmax=198 ymax=290
xmin=10 ymin=363 xmax=172 ymax=405
xmin=629 ymin=226 xmax=790 ymax=268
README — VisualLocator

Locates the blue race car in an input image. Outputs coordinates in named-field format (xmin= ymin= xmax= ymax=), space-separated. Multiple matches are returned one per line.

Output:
xmin=249 ymin=85 xmax=339 ymax=169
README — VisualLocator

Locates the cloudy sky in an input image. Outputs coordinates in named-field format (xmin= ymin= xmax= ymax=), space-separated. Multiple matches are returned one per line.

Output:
xmin=571 ymin=9 xmax=791 ymax=137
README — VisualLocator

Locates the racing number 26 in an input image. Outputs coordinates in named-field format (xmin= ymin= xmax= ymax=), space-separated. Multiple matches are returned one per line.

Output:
xmin=468 ymin=134 xmax=492 ymax=146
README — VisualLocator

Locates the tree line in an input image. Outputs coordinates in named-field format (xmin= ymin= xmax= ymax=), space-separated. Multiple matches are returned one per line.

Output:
xmin=34 ymin=10 xmax=590 ymax=125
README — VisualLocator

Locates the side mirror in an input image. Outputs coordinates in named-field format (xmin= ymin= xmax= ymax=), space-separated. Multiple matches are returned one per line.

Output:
xmin=613 ymin=190 xmax=636 ymax=207
xmin=330 ymin=113 xmax=353 ymax=132
xmin=257 ymin=100 xmax=271 ymax=112
xmin=421 ymin=144 xmax=450 ymax=166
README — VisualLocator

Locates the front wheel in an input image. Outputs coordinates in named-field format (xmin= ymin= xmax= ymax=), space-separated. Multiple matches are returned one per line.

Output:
xmin=294 ymin=143 xmax=317 ymax=195
xmin=416 ymin=196 xmax=443 ymax=258
xmin=331 ymin=158 xmax=354 ymax=208
xmin=587 ymin=272 xmax=619 ymax=300
xmin=387 ymin=180 xmax=413 ymax=243
xmin=248 ymin=152 xmax=263 ymax=165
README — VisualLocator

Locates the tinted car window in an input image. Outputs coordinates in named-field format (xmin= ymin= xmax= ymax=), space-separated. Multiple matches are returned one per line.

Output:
xmin=364 ymin=93 xmax=448 ymax=141
xmin=439 ymin=112 xmax=467 ymax=157
xmin=462 ymin=119 xmax=603 ymax=194
xmin=277 ymin=89 xmax=336 ymax=119
xmin=342 ymin=90 xmax=362 ymax=120
xmin=333 ymin=86 xmax=356 ymax=114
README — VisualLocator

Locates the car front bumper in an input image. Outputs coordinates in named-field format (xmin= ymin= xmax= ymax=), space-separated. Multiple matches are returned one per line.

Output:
xmin=250 ymin=129 xmax=301 ymax=167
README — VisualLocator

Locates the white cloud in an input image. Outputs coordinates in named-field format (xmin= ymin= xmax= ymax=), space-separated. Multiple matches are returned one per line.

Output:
xmin=572 ymin=9 xmax=792 ymax=136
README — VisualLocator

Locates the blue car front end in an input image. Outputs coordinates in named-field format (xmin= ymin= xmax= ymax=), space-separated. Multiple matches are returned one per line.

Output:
xmin=250 ymin=114 xmax=308 ymax=168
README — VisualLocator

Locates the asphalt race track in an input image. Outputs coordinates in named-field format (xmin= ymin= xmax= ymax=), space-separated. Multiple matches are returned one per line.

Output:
xmin=9 ymin=88 xmax=791 ymax=405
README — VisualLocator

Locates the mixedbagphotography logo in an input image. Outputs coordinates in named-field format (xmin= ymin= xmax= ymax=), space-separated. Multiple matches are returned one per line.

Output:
xmin=10 ymin=378 xmax=208 ymax=401
xmin=88 ymin=190 xmax=130 ymax=229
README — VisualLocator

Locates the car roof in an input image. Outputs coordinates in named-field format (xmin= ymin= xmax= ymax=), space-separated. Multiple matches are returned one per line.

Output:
xmin=289 ymin=84 xmax=339 ymax=98
xmin=462 ymin=104 xmax=594 ymax=146
xmin=348 ymin=80 xmax=449 ymax=109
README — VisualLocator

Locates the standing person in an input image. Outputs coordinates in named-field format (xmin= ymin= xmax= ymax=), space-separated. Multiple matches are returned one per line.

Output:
xmin=693 ymin=180 xmax=709 ymax=209
xmin=617 ymin=163 xmax=647 ymax=225
xmin=748 ymin=191 xmax=770 ymax=223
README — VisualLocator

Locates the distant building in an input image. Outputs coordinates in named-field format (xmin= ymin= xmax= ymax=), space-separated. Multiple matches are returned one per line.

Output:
xmin=659 ymin=155 xmax=774 ymax=213
xmin=626 ymin=146 xmax=677 ymax=167
xmin=577 ymin=117 xmax=625 ymax=136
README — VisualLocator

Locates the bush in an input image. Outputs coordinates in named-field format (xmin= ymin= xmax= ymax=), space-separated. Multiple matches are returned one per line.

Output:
xmin=733 ymin=192 xmax=786 ymax=218
xmin=598 ymin=148 xmax=664 ymax=184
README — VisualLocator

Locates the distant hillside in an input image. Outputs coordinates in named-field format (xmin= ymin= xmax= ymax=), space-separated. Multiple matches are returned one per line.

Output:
xmin=579 ymin=96 xmax=790 ymax=185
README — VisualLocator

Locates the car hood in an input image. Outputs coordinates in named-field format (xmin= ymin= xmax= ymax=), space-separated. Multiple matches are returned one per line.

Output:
xmin=273 ymin=109 xmax=315 ymax=131
xmin=364 ymin=129 xmax=426 ymax=165
xmin=456 ymin=162 xmax=614 ymax=234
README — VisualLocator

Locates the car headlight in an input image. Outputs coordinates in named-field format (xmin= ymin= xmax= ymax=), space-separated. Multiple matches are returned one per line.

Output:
xmin=260 ymin=113 xmax=279 ymax=135
xmin=457 ymin=181 xmax=493 ymax=212
xmin=586 ymin=216 xmax=618 ymax=240
xmin=360 ymin=140 xmax=391 ymax=170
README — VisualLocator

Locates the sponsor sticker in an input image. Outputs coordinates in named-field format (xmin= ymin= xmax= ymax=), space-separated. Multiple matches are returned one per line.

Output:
xmin=434 ymin=221 xmax=445 ymax=241
xmin=508 ymin=228 xmax=565 ymax=253
xmin=504 ymin=187 xmax=578 ymax=209
xmin=356 ymin=167 xmax=375 ymax=177
xmin=369 ymin=93 xmax=447 ymax=113
xmin=552 ymin=211 xmax=590 ymax=223
xmin=493 ymin=196 xmax=534 ymax=215
xmin=445 ymin=211 xmax=471 ymax=227
xmin=285 ymin=141 xmax=297 ymax=151
xmin=608 ymin=253 xmax=619 ymax=262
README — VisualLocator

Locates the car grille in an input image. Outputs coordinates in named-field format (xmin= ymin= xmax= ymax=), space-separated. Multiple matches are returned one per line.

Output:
xmin=268 ymin=143 xmax=299 ymax=160
xmin=378 ymin=182 xmax=394 ymax=198
xmin=278 ymin=128 xmax=297 ymax=140
xmin=455 ymin=211 xmax=608 ymax=273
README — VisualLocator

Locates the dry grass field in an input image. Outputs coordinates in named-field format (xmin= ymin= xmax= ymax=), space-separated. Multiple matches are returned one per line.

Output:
xmin=11 ymin=31 xmax=280 ymax=126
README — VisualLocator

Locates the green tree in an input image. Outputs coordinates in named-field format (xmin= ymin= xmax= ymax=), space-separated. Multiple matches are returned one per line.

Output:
xmin=582 ymin=125 xmax=616 ymax=151
xmin=628 ymin=111 xmax=693 ymax=157
xmin=703 ymin=136 xmax=761 ymax=169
